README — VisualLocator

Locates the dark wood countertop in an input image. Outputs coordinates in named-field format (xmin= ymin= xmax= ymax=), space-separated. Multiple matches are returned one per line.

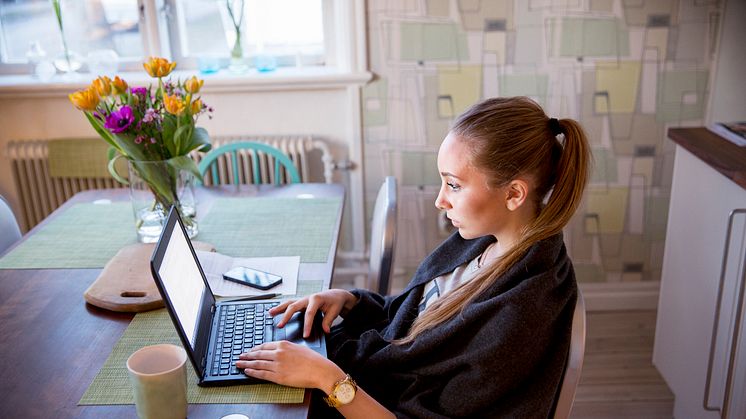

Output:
xmin=668 ymin=127 xmax=746 ymax=190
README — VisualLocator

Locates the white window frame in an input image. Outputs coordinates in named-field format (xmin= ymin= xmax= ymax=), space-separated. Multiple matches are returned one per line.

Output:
xmin=0 ymin=0 xmax=368 ymax=97
xmin=162 ymin=0 xmax=326 ymax=70
xmin=0 ymin=0 xmax=151 ymax=75
xmin=0 ymin=0 xmax=364 ymax=78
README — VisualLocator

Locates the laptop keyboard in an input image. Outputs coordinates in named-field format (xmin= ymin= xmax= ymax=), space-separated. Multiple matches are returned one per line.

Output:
xmin=211 ymin=302 xmax=279 ymax=377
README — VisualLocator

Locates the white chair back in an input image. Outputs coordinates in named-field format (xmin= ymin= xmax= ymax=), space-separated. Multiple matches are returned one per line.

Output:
xmin=552 ymin=290 xmax=587 ymax=419
xmin=0 ymin=195 xmax=22 ymax=255
xmin=367 ymin=176 xmax=397 ymax=295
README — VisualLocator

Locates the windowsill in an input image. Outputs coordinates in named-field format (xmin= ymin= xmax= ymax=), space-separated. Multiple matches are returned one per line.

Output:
xmin=0 ymin=66 xmax=372 ymax=98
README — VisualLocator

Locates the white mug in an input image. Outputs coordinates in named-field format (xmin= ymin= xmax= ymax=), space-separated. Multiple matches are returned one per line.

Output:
xmin=126 ymin=344 xmax=188 ymax=419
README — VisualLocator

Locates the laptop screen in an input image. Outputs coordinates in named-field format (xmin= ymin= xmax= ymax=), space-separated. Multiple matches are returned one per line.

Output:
xmin=157 ymin=216 xmax=207 ymax=348
xmin=151 ymin=207 xmax=217 ymax=373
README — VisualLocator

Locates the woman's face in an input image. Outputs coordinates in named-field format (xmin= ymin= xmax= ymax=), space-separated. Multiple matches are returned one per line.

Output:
xmin=435 ymin=132 xmax=508 ymax=240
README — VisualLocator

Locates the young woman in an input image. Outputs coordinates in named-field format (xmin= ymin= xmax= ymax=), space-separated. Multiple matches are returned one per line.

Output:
xmin=236 ymin=96 xmax=591 ymax=418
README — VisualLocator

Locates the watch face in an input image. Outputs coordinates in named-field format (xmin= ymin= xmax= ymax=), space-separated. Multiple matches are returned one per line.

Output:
xmin=335 ymin=382 xmax=356 ymax=404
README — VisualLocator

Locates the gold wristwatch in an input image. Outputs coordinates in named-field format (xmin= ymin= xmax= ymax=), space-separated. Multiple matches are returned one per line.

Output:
xmin=324 ymin=374 xmax=357 ymax=408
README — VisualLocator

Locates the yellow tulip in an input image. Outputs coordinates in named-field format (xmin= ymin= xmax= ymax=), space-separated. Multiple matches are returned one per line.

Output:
xmin=184 ymin=76 xmax=204 ymax=94
xmin=91 ymin=76 xmax=112 ymax=96
xmin=143 ymin=57 xmax=176 ymax=78
xmin=69 ymin=86 xmax=100 ymax=111
xmin=163 ymin=93 xmax=186 ymax=115
xmin=112 ymin=76 xmax=128 ymax=95
xmin=190 ymin=98 xmax=202 ymax=114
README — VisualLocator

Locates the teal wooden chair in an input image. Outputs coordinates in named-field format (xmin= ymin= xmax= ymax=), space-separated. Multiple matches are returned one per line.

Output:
xmin=197 ymin=141 xmax=301 ymax=185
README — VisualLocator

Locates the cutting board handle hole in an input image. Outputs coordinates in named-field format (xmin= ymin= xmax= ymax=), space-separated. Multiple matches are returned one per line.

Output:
xmin=121 ymin=291 xmax=147 ymax=298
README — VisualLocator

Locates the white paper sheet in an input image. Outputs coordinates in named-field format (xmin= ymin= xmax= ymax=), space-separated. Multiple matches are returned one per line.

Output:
xmin=195 ymin=250 xmax=299 ymax=297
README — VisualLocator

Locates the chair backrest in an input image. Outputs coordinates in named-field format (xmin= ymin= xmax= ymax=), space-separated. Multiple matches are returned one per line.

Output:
xmin=0 ymin=195 xmax=22 ymax=255
xmin=367 ymin=176 xmax=397 ymax=295
xmin=552 ymin=290 xmax=587 ymax=419
xmin=197 ymin=141 xmax=301 ymax=185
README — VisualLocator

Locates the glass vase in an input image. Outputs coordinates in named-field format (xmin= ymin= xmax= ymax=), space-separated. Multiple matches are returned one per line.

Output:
xmin=128 ymin=159 xmax=198 ymax=243
xmin=228 ymin=34 xmax=248 ymax=73
xmin=53 ymin=49 xmax=83 ymax=80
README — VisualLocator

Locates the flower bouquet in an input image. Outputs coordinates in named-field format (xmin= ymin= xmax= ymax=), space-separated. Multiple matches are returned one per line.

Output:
xmin=69 ymin=57 xmax=212 ymax=242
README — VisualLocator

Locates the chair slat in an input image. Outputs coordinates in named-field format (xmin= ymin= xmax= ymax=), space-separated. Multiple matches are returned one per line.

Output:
xmin=196 ymin=141 xmax=301 ymax=186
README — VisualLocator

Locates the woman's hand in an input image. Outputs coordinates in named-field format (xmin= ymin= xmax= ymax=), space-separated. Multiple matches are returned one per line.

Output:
xmin=236 ymin=341 xmax=344 ymax=392
xmin=269 ymin=290 xmax=359 ymax=338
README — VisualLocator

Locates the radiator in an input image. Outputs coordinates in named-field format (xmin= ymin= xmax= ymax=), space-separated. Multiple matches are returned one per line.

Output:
xmin=6 ymin=135 xmax=334 ymax=232
xmin=194 ymin=135 xmax=334 ymax=186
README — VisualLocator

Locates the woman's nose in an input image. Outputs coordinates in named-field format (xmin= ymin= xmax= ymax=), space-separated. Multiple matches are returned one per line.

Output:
xmin=435 ymin=190 xmax=450 ymax=210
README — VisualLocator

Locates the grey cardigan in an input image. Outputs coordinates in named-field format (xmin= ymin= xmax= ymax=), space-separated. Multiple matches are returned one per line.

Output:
xmin=326 ymin=232 xmax=577 ymax=418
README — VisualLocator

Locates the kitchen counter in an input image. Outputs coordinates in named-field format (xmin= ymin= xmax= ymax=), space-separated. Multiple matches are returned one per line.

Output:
xmin=668 ymin=127 xmax=746 ymax=190
xmin=654 ymin=127 xmax=746 ymax=419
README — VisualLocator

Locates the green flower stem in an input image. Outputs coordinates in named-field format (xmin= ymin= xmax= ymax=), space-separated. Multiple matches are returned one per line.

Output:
xmin=226 ymin=0 xmax=245 ymax=59
xmin=134 ymin=199 xmax=158 ymax=230
xmin=52 ymin=0 xmax=72 ymax=71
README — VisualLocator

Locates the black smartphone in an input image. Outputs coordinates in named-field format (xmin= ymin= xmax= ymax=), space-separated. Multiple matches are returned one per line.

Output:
xmin=222 ymin=266 xmax=283 ymax=290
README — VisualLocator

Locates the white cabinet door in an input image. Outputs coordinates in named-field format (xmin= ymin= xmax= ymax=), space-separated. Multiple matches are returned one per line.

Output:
xmin=653 ymin=145 xmax=746 ymax=419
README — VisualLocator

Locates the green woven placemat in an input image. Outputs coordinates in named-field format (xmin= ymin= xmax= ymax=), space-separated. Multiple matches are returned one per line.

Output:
xmin=199 ymin=198 xmax=341 ymax=263
xmin=0 ymin=197 xmax=341 ymax=269
xmin=79 ymin=309 xmax=304 ymax=405
xmin=0 ymin=203 xmax=137 ymax=269
xmin=294 ymin=280 xmax=324 ymax=297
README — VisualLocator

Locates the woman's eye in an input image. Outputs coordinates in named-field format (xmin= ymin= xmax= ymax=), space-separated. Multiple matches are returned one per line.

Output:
xmin=447 ymin=182 xmax=461 ymax=191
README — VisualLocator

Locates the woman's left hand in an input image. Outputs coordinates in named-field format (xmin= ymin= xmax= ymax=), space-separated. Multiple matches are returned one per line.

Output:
xmin=236 ymin=341 xmax=344 ymax=391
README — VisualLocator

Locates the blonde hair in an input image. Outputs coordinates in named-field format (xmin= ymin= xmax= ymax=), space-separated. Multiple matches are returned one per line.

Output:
xmin=396 ymin=96 xmax=591 ymax=344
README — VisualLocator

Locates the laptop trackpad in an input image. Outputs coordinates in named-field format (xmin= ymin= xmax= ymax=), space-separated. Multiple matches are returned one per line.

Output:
xmin=274 ymin=312 xmax=321 ymax=348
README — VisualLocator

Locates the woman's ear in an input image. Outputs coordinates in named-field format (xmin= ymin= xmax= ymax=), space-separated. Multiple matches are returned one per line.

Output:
xmin=505 ymin=179 xmax=529 ymax=211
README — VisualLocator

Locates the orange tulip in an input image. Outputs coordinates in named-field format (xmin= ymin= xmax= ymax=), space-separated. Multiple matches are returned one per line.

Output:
xmin=184 ymin=76 xmax=204 ymax=94
xmin=163 ymin=93 xmax=186 ymax=115
xmin=112 ymin=76 xmax=128 ymax=95
xmin=91 ymin=76 xmax=112 ymax=96
xmin=68 ymin=86 xmax=100 ymax=111
xmin=143 ymin=57 xmax=176 ymax=78
xmin=190 ymin=98 xmax=203 ymax=114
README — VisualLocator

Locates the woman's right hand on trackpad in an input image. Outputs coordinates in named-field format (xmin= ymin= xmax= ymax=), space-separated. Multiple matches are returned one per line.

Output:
xmin=269 ymin=290 xmax=359 ymax=338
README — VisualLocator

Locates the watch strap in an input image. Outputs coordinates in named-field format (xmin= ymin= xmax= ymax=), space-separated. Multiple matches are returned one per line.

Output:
xmin=323 ymin=374 xmax=357 ymax=408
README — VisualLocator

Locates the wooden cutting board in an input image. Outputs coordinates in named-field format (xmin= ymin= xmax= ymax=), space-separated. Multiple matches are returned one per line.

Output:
xmin=84 ymin=241 xmax=215 ymax=313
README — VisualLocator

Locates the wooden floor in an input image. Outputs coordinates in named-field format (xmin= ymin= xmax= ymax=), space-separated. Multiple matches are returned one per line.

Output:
xmin=570 ymin=310 xmax=675 ymax=419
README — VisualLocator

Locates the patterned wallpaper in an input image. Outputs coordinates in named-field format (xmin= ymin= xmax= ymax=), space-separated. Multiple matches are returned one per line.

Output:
xmin=361 ymin=0 xmax=721 ymax=288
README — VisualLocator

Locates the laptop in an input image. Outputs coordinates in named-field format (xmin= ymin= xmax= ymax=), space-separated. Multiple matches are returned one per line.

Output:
xmin=150 ymin=206 xmax=326 ymax=386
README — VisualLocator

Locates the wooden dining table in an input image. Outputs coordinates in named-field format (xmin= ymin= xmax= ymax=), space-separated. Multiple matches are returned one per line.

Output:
xmin=0 ymin=183 xmax=345 ymax=418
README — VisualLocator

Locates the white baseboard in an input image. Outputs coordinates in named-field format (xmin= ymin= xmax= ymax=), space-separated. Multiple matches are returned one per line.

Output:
xmin=580 ymin=281 xmax=660 ymax=312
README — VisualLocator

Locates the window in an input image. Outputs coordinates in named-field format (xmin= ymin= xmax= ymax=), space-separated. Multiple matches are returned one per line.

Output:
xmin=0 ymin=0 xmax=327 ymax=75
xmin=0 ymin=0 xmax=143 ymax=73
xmin=166 ymin=0 xmax=324 ymax=68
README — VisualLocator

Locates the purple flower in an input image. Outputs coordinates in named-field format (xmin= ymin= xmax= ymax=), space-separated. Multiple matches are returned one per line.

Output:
xmin=131 ymin=87 xmax=147 ymax=96
xmin=142 ymin=108 xmax=159 ymax=123
xmin=104 ymin=105 xmax=135 ymax=133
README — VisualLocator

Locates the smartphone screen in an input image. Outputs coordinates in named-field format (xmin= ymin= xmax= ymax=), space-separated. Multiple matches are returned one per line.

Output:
xmin=222 ymin=266 xmax=283 ymax=290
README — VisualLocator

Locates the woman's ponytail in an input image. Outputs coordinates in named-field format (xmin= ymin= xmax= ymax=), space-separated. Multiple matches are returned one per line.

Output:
xmin=532 ymin=118 xmax=591 ymax=238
